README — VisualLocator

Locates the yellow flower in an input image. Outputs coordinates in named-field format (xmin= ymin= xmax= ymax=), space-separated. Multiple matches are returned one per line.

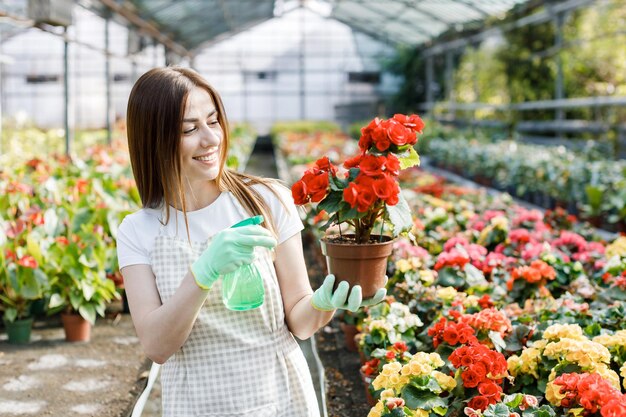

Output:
xmin=380 ymin=389 xmax=395 ymax=400
xmin=593 ymin=330 xmax=626 ymax=348
xmin=491 ymin=216 xmax=509 ymax=229
xmin=546 ymin=381 xmax=566 ymax=405
xmin=412 ymin=410 xmax=429 ymax=417
xmin=508 ymin=346 xmax=542 ymax=379
xmin=464 ymin=295 xmax=479 ymax=308
xmin=381 ymin=361 xmax=402 ymax=377
xmin=367 ymin=401 xmax=384 ymax=417
xmin=543 ymin=324 xmax=586 ymax=341
xmin=419 ymin=269 xmax=435 ymax=285
xmin=621 ymin=363 xmax=626 ymax=390
xmin=429 ymin=352 xmax=445 ymax=368
xmin=433 ymin=371 xmax=456 ymax=391
xmin=606 ymin=236 xmax=626 ymax=258
xmin=396 ymin=259 xmax=412 ymax=273
xmin=436 ymin=287 xmax=457 ymax=301
xmin=544 ymin=339 xmax=611 ymax=369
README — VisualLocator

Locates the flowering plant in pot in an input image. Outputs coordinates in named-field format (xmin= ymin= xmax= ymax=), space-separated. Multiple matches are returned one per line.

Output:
xmin=45 ymin=226 xmax=119 ymax=342
xmin=0 ymin=208 xmax=49 ymax=344
xmin=291 ymin=114 xmax=424 ymax=297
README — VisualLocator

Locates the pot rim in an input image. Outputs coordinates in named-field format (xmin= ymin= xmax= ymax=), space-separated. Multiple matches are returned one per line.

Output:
xmin=321 ymin=234 xmax=394 ymax=246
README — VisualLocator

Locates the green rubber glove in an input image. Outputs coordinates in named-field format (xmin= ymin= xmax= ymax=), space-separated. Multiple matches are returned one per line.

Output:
xmin=311 ymin=274 xmax=387 ymax=312
xmin=191 ymin=216 xmax=277 ymax=290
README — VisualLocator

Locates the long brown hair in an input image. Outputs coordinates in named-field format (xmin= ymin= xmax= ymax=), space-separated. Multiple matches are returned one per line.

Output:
xmin=126 ymin=67 xmax=283 ymax=239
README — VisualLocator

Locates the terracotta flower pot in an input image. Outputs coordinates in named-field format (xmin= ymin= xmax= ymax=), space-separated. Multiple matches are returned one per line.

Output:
xmin=359 ymin=369 xmax=378 ymax=407
xmin=61 ymin=313 xmax=91 ymax=342
xmin=319 ymin=234 xmax=394 ymax=298
xmin=339 ymin=322 xmax=359 ymax=352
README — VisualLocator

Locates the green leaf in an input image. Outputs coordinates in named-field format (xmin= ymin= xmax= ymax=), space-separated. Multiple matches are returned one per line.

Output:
xmin=489 ymin=330 xmax=507 ymax=352
xmin=401 ymin=385 xmax=447 ymax=410
xmin=386 ymin=191 xmax=413 ymax=236
xmin=49 ymin=293 xmax=65 ymax=309
xmin=69 ymin=291 xmax=82 ymax=311
xmin=436 ymin=268 xmax=464 ymax=287
xmin=22 ymin=271 xmax=42 ymax=299
xmin=81 ymin=280 xmax=95 ymax=301
xmin=464 ymin=263 xmax=487 ymax=287
xmin=484 ymin=403 xmax=511 ymax=417
xmin=432 ymin=406 xmax=448 ymax=416
xmin=4 ymin=308 xmax=17 ymax=323
xmin=26 ymin=234 xmax=44 ymax=266
xmin=503 ymin=393 xmax=523 ymax=408
xmin=78 ymin=304 xmax=96 ymax=325
xmin=328 ymin=173 xmax=347 ymax=191
xmin=317 ymin=191 xmax=342 ymax=214
xmin=71 ymin=208 xmax=93 ymax=233
xmin=585 ymin=185 xmax=603 ymax=209
xmin=398 ymin=147 xmax=420 ymax=170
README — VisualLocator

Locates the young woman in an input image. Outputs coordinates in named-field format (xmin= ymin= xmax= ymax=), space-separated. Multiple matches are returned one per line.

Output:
xmin=116 ymin=67 xmax=386 ymax=416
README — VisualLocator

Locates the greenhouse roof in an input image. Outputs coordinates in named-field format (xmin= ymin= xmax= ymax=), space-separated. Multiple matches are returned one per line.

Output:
xmin=89 ymin=0 xmax=534 ymax=55
xmin=1 ymin=0 xmax=533 ymax=55
xmin=329 ymin=0 xmax=532 ymax=46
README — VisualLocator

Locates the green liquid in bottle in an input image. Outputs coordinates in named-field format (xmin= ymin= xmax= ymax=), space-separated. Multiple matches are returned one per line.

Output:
xmin=221 ymin=263 xmax=265 ymax=311
xmin=221 ymin=215 xmax=266 ymax=311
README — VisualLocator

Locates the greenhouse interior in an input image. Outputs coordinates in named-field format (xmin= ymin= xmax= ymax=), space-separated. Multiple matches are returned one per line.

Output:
xmin=1 ymin=0 xmax=626 ymax=416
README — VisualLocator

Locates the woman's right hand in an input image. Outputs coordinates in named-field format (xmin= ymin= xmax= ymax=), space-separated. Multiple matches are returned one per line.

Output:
xmin=190 ymin=223 xmax=277 ymax=290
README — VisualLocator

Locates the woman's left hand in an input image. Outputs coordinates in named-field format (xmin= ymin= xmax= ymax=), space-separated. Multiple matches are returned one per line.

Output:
xmin=310 ymin=274 xmax=387 ymax=312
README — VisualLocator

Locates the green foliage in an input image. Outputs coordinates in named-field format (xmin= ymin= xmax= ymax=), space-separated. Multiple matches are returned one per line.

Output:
xmin=382 ymin=46 xmax=429 ymax=114
xmin=270 ymin=120 xmax=340 ymax=136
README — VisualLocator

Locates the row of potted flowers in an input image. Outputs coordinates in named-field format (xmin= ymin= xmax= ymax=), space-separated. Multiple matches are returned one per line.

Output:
xmin=424 ymin=136 xmax=626 ymax=232
xmin=272 ymin=119 xmax=626 ymax=416
xmin=0 ymin=125 xmax=256 ymax=343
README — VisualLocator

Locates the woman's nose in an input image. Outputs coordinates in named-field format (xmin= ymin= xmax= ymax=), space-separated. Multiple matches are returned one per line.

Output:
xmin=200 ymin=124 xmax=220 ymax=147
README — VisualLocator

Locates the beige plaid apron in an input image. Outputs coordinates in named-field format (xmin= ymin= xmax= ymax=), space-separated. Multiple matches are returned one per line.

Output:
xmin=149 ymin=193 xmax=320 ymax=416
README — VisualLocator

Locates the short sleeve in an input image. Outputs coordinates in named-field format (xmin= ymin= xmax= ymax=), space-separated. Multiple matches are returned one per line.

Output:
xmin=257 ymin=183 xmax=305 ymax=245
xmin=116 ymin=216 xmax=152 ymax=269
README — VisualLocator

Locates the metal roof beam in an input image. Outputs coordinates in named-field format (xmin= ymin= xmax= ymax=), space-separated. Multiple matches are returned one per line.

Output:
xmin=392 ymin=0 xmax=456 ymax=25
xmin=448 ymin=0 xmax=490 ymax=17
xmin=332 ymin=15 xmax=408 ymax=46
xmin=335 ymin=1 xmax=433 ymax=39
xmin=98 ymin=0 xmax=189 ymax=57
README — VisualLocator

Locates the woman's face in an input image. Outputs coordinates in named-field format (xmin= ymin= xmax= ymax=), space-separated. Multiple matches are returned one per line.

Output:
xmin=179 ymin=86 xmax=223 ymax=186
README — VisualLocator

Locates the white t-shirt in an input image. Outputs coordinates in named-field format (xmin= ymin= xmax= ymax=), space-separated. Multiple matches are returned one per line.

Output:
xmin=116 ymin=183 xmax=304 ymax=269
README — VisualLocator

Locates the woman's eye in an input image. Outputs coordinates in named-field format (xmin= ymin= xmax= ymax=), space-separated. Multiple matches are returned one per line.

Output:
xmin=208 ymin=120 xmax=219 ymax=126
xmin=183 ymin=127 xmax=197 ymax=134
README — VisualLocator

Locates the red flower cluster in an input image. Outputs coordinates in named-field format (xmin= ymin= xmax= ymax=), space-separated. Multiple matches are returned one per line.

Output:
xmin=428 ymin=317 xmax=477 ymax=348
xmin=551 ymin=231 xmax=588 ymax=255
xmin=459 ymin=308 xmax=513 ymax=338
xmin=342 ymin=153 xmax=401 ymax=212
xmin=551 ymin=372 xmax=626 ymax=416
xmin=507 ymin=259 xmax=556 ymax=291
xmin=449 ymin=343 xmax=508 ymax=411
xmin=358 ymin=114 xmax=423 ymax=153
xmin=480 ymin=252 xmax=516 ymax=276
xmin=291 ymin=157 xmax=337 ymax=204
xmin=360 ymin=358 xmax=380 ymax=376
xmin=434 ymin=247 xmax=470 ymax=271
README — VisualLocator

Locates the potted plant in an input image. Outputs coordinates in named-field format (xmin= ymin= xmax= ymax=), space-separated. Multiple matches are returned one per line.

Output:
xmin=0 ymin=207 xmax=48 ymax=344
xmin=0 ymin=249 xmax=47 ymax=344
xmin=45 ymin=228 xmax=119 ymax=342
xmin=291 ymin=114 xmax=423 ymax=297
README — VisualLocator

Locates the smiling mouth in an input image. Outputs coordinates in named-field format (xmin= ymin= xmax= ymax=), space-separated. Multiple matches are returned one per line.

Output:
xmin=193 ymin=153 xmax=218 ymax=163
